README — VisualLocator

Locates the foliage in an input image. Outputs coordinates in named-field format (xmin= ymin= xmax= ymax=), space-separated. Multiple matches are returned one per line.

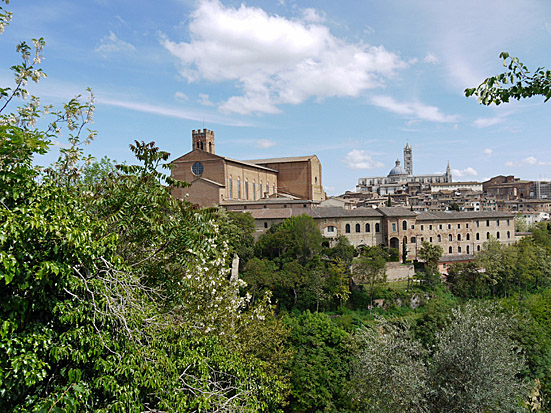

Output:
xmin=417 ymin=241 xmax=443 ymax=288
xmin=225 ymin=210 xmax=256 ymax=270
xmin=283 ymin=311 xmax=356 ymax=412
xmin=351 ymin=318 xmax=429 ymax=412
xmin=352 ymin=246 xmax=387 ymax=313
xmin=429 ymin=303 xmax=529 ymax=412
xmin=465 ymin=52 xmax=551 ymax=105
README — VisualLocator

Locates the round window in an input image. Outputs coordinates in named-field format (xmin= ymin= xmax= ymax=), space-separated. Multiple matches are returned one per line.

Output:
xmin=191 ymin=161 xmax=204 ymax=176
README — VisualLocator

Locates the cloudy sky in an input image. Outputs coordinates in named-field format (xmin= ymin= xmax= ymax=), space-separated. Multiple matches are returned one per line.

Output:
xmin=1 ymin=0 xmax=550 ymax=195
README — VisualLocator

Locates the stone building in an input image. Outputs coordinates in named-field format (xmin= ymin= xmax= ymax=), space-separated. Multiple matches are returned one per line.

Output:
xmin=356 ymin=143 xmax=452 ymax=195
xmin=247 ymin=206 xmax=516 ymax=262
xmin=171 ymin=129 xmax=326 ymax=206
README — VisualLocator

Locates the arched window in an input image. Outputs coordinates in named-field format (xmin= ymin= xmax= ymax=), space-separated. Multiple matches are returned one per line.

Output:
xmin=437 ymin=235 xmax=441 ymax=242
xmin=449 ymin=246 xmax=453 ymax=253
xmin=345 ymin=224 xmax=351 ymax=233
xmin=402 ymin=220 xmax=407 ymax=230
xmin=507 ymin=231 xmax=511 ymax=239
xmin=245 ymin=180 xmax=249 ymax=200
xmin=496 ymin=231 xmax=500 ymax=239
xmin=487 ymin=232 xmax=490 ymax=239
xmin=458 ymin=246 xmax=462 ymax=253
xmin=457 ymin=234 xmax=461 ymax=241
xmin=476 ymin=233 xmax=480 ymax=241
xmin=467 ymin=245 xmax=470 ymax=254
xmin=467 ymin=233 xmax=470 ymax=241
xmin=237 ymin=178 xmax=241 ymax=199
xmin=449 ymin=234 xmax=452 ymax=241
xmin=355 ymin=223 xmax=361 ymax=233
xmin=366 ymin=223 xmax=371 ymax=232
xmin=228 ymin=178 xmax=233 ymax=199
xmin=375 ymin=223 xmax=380 ymax=233
xmin=477 ymin=245 xmax=481 ymax=252
xmin=252 ymin=182 xmax=256 ymax=200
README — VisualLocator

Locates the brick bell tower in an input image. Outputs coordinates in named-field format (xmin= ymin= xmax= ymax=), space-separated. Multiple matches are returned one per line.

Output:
xmin=192 ymin=129 xmax=215 ymax=154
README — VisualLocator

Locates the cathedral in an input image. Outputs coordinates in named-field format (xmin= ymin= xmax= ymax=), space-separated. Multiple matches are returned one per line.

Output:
xmin=355 ymin=143 xmax=452 ymax=195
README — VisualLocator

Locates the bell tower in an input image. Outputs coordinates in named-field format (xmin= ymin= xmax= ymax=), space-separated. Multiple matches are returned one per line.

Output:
xmin=192 ymin=129 xmax=215 ymax=154
xmin=403 ymin=142 xmax=413 ymax=175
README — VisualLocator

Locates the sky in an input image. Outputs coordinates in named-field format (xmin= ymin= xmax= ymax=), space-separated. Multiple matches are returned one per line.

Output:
xmin=1 ymin=0 xmax=550 ymax=196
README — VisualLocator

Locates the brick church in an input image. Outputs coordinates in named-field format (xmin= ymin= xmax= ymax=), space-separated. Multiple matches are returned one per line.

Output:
xmin=171 ymin=129 xmax=326 ymax=206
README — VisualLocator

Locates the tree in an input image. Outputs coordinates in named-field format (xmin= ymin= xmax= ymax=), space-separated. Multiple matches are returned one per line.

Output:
xmin=417 ymin=241 xmax=443 ymax=287
xmin=352 ymin=246 xmax=387 ymax=313
xmin=429 ymin=303 xmax=529 ymax=412
xmin=465 ymin=52 xmax=551 ymax=105
xmin=351 ymin=318 xmax=429 ymax=412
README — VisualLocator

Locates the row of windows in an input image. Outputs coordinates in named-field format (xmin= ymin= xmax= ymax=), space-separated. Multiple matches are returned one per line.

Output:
xmin=415 ymin=231 xmax=511 ymax=243
xmin=393 ymin=219 xmax=511 ymax=232
xmin=475 ymin=219 xmax=510 ymax=227
xmin=345 ymin=223 xmax=380 ymax=233
xmin=227 ymin=178 xmax=276 ymax=200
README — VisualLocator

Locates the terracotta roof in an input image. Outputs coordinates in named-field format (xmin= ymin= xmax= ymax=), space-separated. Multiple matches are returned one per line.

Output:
xmin=377 ymin=207 xmax=418 ymax=217
xmin=416 ymin=211 xmax=513 ymax=220
xmin=440 ymin=254 xmax=475 ymax=263
xmin=245 ymin=155 xmax=316 ymax=164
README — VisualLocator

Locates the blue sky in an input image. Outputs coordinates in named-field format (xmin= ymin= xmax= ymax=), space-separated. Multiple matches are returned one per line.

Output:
xmin=1 ymin=0 xmax=550 ymax=195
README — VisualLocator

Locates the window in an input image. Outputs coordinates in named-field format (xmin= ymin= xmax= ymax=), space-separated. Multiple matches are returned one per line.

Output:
xmin=477 ymin=245 xmax=481 ymax=252
xmin=264 ymin=222 xmax=268 ymax=229
xmin=449 ymin=234 xmax=452 ymax=241
xmin=507 ymin=231 xmax=511 ymax=239
xmin=437 ymin=235 xmax=441 ymax=242
xmin=411 ymin=225 xmax=415 ymax=229
xmin=429 ymin=237 xmax=433 ymax=242
xmin=356 ymin=223 xmax=361 ymax=233
xmin=476 ymin=220 xmax=480 ymax=227
xmin=497 ymin=231 xmax=500 ymax=239
xmin=476 ymin=233 xmax=480 ymax=241
xmin=421 ymin=237 xmax=424 ymax=242
xmin=467 ymin=245 xmax=470 ymax=254
xmin=486 ymin=220 xmax=490 ymax=227
xmin=458 ymin=246 xmax=462 ymax=253
xmin=458 ymin=224 xmax=461 ymax=229
xmin=228 ymin=178 xmax=233 ymax=199
xmin=507 ymin=219 xmax=510 ymax=226
xmin=327 ymin=226 xmax=335 ymax=232
xmin=457 ymin=234 xmax=461 ymax=241
xmin=403 ymin=221 xmax=407 ymax=230
xmin=429 ymin=224 xmax=433 ymax=230
xmin=448 ymin=224 xmax=451 ymax=229
xmin=273 ymin=184 xmax=276 ymax=194
xmin=375 ymin=223 xmax=380 ymax=232
xmin=466 ymin=223 xmax=469 ymax=229
xmin=421 ymin=225 xmax=424 ymax=230
xmin=191 ymin=161 xmax=204 ymax=176
xmin=497 ymin=219 xmax=500 ymax=227
xmin=449 ymin=246 xmax=453 ymax=253
xmin=467 ymin=233 xmax=470 ymax=241
xmin=252 ymin=182 xmax=256 ymax=200
xmin=237 ymin=178 xmax=241 ymax=199
xmin=392 ymin=223 xmax=397 ymax=231
xmin=366 ymin=223 xmax=371 ymax=232
xmin=487 ymin=232 xmax=490 ymax=239
xmin=411 ymin=237 xmax=416 ymax=243
xmin=245 ymin=180 xmax=249 ymax=200
xmin=266 ymin=182 xmax=269 ymax=195
xmin=439 ymin=224 xmax=442 ymax=229
xmin=345 ymin=224 xmax=351 ymax=233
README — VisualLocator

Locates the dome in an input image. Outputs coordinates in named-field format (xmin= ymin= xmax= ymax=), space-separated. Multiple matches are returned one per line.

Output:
xmin=388 ymin=159 xmax=408 ymax=176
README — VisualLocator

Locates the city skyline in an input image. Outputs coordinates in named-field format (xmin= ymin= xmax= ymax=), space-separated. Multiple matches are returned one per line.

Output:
xmin=1 ymin=0 xmax=550 ymax=195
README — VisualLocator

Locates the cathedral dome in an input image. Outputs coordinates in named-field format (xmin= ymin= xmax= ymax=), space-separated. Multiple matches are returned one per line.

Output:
xmin=388 ymin=159 xmax=408 ymax=176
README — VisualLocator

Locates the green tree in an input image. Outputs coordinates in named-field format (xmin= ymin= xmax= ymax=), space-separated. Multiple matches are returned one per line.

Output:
xmin=465 ymin=52 xmax=551 ymax=105
xmin=351 ymin=318 xmax=429 ymax=412
xmin=352 ymin=246 xmax=387 ymax=313
xmin=446 ymin=261 xmax=490 ymax=298
xmin=417 ymin=241 xmax=443 ymax=287
xmin=429 ymin=303 xmax=529 ymax=412
xmin=284 ymin=311 xmax=356 ymax=412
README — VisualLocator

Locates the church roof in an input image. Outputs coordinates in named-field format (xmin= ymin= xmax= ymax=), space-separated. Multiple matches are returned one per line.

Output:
xmin=245 ymin=155 xmax=317 ymax=164
xmin=388 ymin=159 xmax=408 ymax=176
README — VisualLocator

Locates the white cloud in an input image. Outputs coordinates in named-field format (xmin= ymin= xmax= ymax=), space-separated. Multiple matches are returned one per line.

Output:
xmin=197 ymin=93 xmax=214 ymax=106
xmin=174 ymin=91 xmax=189 ymax=102
xmin=161 ymin=0 xmax=407 ymax=114
xmin=302 ymin=8 xmax=325 ymax=23
xmin=95 ymin=31 xmax=135 ymax=55
xmin=505 ymin=156 xmax=551 ymax=167
xmin=324 ymin=185 xmax=336 ymax=192
xmin=483 ymin=148 xmax=493 ymax=155
xmin=451 ymin=167 xmax=478 ymax=178
xmin=423 ymin=52 xmax=439 ymax=64
xmin=370 ymin=95 xmax=459 ymax=123
xmin=255 ymin=139 xmax=276 ymax=149
xmin=473 ymin=116 xmax=502 ymax=128
xmin=343 ymin=149 xmax=384 ymax=169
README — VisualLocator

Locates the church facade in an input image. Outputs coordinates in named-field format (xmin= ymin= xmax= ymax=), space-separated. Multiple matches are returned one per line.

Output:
xmin=356 ymin=143 xmax=452 ymax=195
xmin=171 ymin=129 xmax=325 ymax=206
